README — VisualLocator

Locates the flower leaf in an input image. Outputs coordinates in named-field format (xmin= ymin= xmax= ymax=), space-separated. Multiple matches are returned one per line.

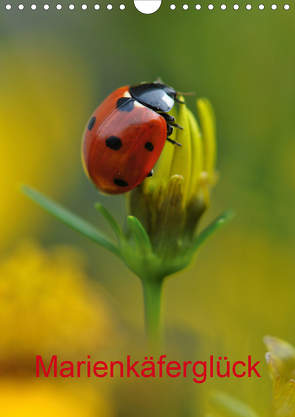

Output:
xmin=127 ymin=216 xmax=153 ymax=254
xmin=95 ymin=203 xmax=124 ymax=242
xmin=21 ymin=185 xmax=120 ymax=256
xmin=191 ymin=209 xmax=235 ymax=253
xmin=209 ymin=391 xmax=260 ymax=417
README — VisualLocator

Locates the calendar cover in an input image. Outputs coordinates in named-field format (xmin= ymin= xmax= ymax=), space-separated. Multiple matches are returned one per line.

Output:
xmin=1 ymin=1 xmax=295 ymax=416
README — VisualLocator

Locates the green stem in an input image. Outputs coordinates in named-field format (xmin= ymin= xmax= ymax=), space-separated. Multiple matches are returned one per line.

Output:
xmin=141 ymin=279 xmax=163 ymax=351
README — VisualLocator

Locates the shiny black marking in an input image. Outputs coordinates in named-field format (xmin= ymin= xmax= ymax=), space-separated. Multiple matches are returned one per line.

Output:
xmin=116 ymin=97 xmax=134 ymax=112
xmin=145 ymin=142 xmax=154 ymax=152
xmin=147 ymin=169 xmax=154 ymax=177
xmin=159 ymin=112 xmax=175 ymax=123
xmin=87 ymin=116 xmax=96 ymax=131
xmin=129 ymin=82 xmax=176 ymax=113
xmin=106 ymin=136 xmax=122 ymax=150
xmin=114 ymin=179 xmax=128 ymax=187
xmin=167 ymin=124 xmax=174 ymax=137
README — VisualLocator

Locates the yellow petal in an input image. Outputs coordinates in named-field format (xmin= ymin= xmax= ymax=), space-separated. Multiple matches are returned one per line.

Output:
xmin=186 ymin=107 xmax=203 ymax=199
xmin=169 ymin=97 xmax=192 ymax=205
xmin=265 ymin=352 xmax=285 ymax=389
xmin=264 ymin=336 xmax=295 ymax=373
xmin=271 ymin=380 xmax=295 ymax=417
xmin=150 ymin=107 xmax=177 ymax=190
xmin=197 ymin=98 xmax=216 ymax=180
xmin=151 ymin=175 xmax=185 ymax=254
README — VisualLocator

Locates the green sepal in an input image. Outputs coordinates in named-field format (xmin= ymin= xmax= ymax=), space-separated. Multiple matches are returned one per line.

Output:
xmin=95 ymin=203 xmax=124 ymax=242
xmin=127 ymin=216 xmax=153 ymax=254
xmin=21 ymin=185 xmax=120 ymax=256
xmin=191 ymin=209 xmax=235 ymax=254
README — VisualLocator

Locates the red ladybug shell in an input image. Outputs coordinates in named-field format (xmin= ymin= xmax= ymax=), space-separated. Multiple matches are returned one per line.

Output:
xmin=82 ymin=86 xmax=167 ymax=194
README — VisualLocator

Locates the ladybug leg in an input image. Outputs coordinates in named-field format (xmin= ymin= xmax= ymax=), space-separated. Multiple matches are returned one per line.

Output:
xmin=167 ymin=123 xmax=183 ymax=134
xmin=170 ymin=123 xmax=183 ymax=130
xmin=166 ymin=137 xmax=181 ymax=147
xmin=159 ymin=112 xmax=183 ymax=130
xmin=167 ymin=124 xmax=174 ymax=137
xmin=159 ymin=112 xmax=175 ymax=123
xmin=166 ymin=123 xmax=181 ymax=146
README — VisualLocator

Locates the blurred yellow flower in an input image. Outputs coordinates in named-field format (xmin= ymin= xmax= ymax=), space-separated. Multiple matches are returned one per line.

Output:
xmin=0 ymin=241 xmax=114 ymax=375
xmin=265 ymin=336 xmax=295 ymax=417
xmin=0 ymin=380 xmax=112 ymax=417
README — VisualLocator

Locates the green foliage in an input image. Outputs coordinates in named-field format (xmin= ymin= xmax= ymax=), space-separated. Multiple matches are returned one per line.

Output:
xmin=21 ymin=185 xmax=233 ymax=283
xmin=208 ymin=391 xmax=260 ymax=417
xmin=21 ymin=184 xmax=233 ymax=349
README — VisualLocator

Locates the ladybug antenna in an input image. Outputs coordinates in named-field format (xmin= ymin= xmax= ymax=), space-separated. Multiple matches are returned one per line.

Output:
xmin=175 ymin=91 xmax=195 ymax=104
xmin=176 ymin=91 xmax=195 ymax=96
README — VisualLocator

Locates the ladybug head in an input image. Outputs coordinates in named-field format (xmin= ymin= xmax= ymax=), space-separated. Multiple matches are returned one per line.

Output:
xmin=162 ymin=85 xmax=177 ymax=100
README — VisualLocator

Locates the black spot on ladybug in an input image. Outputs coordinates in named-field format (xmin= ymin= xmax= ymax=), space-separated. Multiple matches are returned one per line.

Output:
xmin=106 ymin=136 xmax=122 ymax=150
xmin=147 ymin=169 xmax=154 ymax=177
xmin=114 ymin=179 xmax=128 ymax=187
xmin=87 ymin=116 xmax=96 ymax=131
xmin=145 ymin=142 xmax=154 ymax=152
xmin=116 ymin=97 xmax=134 ymax=112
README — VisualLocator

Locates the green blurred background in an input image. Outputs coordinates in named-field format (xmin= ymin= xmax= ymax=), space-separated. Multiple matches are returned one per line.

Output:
xmin=1 ymin=2 xmax=295 ymax=416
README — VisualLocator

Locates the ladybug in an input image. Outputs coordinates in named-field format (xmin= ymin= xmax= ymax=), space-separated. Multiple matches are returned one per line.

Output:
xmin=82 ymin=81 xmax=185 ymax=195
